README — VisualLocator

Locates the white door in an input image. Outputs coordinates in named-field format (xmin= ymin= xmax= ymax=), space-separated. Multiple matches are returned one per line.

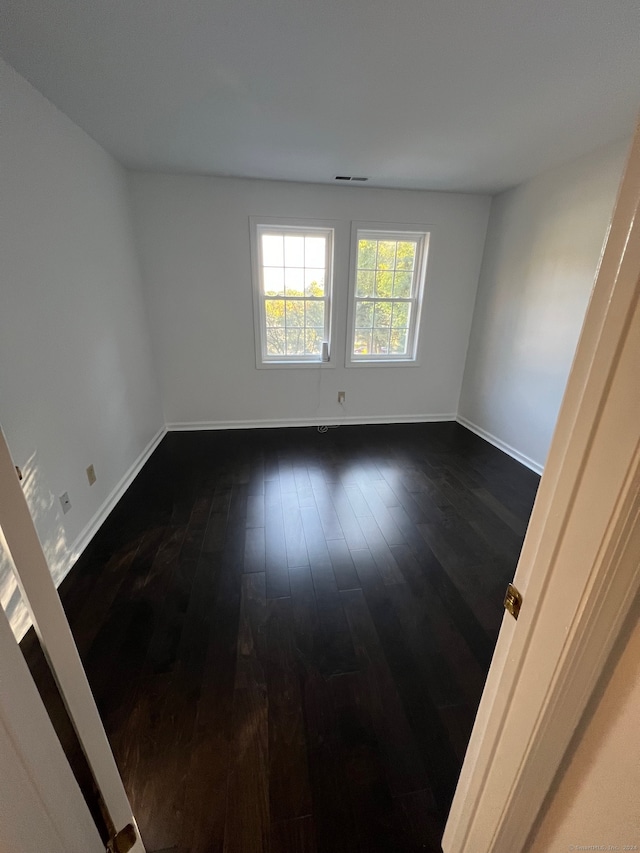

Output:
xmin=0 ymin=427 xmax=145 ymax=853
xmin=443 ymin=121 xmax=640 ymax=850
xmin=0 ymin=598 xmax=103 ymax=853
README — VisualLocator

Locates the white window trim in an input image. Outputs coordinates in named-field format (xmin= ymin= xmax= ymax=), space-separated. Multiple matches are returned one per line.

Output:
xmin=345 ymin=222 xmax=430 ymax=367
xmin=250 ymin=217 xmax=336 ymax=369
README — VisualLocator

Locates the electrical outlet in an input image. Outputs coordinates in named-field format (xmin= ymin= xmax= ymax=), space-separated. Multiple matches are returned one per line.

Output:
xmin=60 ymin=492 xmax=71 ymax=514
xmin=86 ymin=464 xmax=96 ymax=486
xmin=338 ymin=391 xmax=346 ymax=404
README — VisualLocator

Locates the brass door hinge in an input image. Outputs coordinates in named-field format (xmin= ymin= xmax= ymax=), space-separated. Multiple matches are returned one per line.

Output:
xmin=504 ymin=583 xmax=523 ymax=620
xmin=106 ymin=823 xmax=137 ymax=853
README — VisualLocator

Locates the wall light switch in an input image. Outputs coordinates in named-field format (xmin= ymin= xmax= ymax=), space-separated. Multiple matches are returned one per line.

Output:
xmin=86 ymin=464 xmax=96 ymax=486
xmin=338 ymin=391 xmax=346 ymax=404
xmin=60 ymin=492 xmax=71 ymax=514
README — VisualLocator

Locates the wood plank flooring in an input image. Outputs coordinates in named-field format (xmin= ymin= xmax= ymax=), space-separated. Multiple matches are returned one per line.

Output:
xmin=20 ymin=423 xmax=539 ymax=853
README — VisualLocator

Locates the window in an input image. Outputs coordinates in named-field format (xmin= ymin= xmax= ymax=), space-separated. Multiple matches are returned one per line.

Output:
xmin=251 ymin=219 xmax=334 ymax=366
xmin=347 ymin=225 xmax=430 ymax=364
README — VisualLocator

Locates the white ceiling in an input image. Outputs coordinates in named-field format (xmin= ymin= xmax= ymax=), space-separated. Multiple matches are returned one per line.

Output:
xmin=1 ymin=0 xmax=639 ymax=192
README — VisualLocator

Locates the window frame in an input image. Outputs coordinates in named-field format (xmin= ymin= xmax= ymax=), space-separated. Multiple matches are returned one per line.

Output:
xmin=250 ymin=217 xmax=336 ymax=369
xmin=345 ymin=222 xmax=431 ymax=367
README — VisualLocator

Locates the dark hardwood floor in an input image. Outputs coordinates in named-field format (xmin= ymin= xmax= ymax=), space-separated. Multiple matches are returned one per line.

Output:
xmin=20 ymin=423 xmax=539 ymax=853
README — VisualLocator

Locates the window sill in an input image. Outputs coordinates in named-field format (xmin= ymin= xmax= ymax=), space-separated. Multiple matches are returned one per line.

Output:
xmin=346 ymin=358 xmax=421 ymax=368
xmin=255 ymin=359 xmax=336 ymax=369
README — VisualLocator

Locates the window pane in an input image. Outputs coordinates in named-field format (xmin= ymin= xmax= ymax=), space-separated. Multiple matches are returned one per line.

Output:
xmin=358 ymin=239 xmax=377 ymax=269
xmin=305 ymin=328 xmax=323 ymax=355
xmin=305 ymin=236 xmax=326 ymax=268
xmin=376 ymin=241 xmax=396 ymax=270
xmin=393 ymin=271 xmax=412 ymax=298
xmin=355 ymin=301 xmax=373 ymax=328
xmin=304 ymin=269 xmax=325 ymax=296
xmin=373 ymin=301 xmax=392 ymax=328
xmin=356 ymin=270 xmax=374 ymax=297
xmin=285 ymin=300 xmax=304 ymax=327
xmin=286 ymin=328 xmax=305 ymax=355
xmin=390 ymin=329 xmax=409 ymax=354
xmin=262 ymin=234 xmax=284 ymax=266
xmin=266 ymin=328 xmax=286 ymax=355
xmin=263 ymin=267 xmax=285 ymax=296
xmin=392 ymin=303 xmax=410 ymax=328
xmin=348 ymin=229 xmax=426 ymax=364
xmin=305 ymin=301 xmax=325 ymax=327
xmin=285 ymin=267 xmax=304 ymax=296
xmin=256 ymin=225 xmax=333 ymax=362
xmin=284 ymin=234 xmax=304 ymax=267
xmin=375 ymin=271 xmax=393 ymax=297
xmin=373 ymin=328 xmax=390 ymax=353
xmin=354 ymin=330 xmax=372 ymax=355
xmin=265 ymin=299 xmax=285 ymax=327
xmin=396 ymin=242 xmax=416 ymax=270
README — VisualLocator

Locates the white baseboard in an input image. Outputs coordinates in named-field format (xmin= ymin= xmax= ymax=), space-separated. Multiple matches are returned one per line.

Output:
xmin=66 ymin=426 xmax=167 ymax=569
xmin=456 ymin=415 xmax=544 ymax=474
xmin=167 ymin=413 xmax=456 ymax=432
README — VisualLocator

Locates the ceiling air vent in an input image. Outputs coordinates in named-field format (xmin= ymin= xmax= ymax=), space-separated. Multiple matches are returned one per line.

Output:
xmin=334 ymin=176 xmax=368 ymax=182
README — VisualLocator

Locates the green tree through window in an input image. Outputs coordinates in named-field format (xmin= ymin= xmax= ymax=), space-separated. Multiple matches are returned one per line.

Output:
xmin=254 ymin=224 xmax=333 ymax=363
xmin=351 ymin=229 xmax=429 ymax=362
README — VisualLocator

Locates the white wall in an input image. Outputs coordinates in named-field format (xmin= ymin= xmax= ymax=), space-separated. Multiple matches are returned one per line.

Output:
xmin=128 ymin=174 xmax=491 ymax=427
xmin=527 ymin=605 xmax=640 ymax=851
xmin=458 ymin=140 xmax=629 ymax=472
xmin=0 ymin=59 xmax=163 ymax=637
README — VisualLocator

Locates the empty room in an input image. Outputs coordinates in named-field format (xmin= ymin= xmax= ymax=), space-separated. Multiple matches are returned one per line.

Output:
xmin=1 ymin=1 xmax=639 ymax=852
